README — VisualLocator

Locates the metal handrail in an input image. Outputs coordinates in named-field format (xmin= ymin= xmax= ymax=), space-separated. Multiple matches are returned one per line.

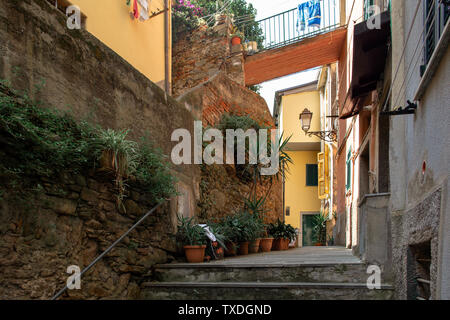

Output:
xmin=52 ymin=200 xmax=167 ymax=300
xmin=245 ymin=0 xmax=340 ymax=52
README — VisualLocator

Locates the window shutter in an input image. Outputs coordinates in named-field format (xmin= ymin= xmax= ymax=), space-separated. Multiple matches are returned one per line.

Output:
xmin=317 ymin=153 xmax=326 ymax=198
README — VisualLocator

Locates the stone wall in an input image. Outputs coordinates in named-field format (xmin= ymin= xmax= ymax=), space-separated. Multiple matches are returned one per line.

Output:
xmin=0 ymin=0 xmax=200 ymax=226
xmin=0 ymin=171 xmax=177 ymax=299
xmin=0 ymin=0 xmax=200 ymax=299
xmin=172 ymin=16 xmax=245 ymax=97
xmin=179 ymin=72 xmax=283 ymax=223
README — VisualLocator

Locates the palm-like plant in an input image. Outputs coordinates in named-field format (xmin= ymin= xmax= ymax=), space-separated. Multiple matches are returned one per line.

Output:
xmin=312 ymin=212 xmax=328 ymax=245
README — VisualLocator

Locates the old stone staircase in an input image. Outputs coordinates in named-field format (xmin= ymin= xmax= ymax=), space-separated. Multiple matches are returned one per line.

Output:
xmin=140 ymin=247 xmax=394 ymax=300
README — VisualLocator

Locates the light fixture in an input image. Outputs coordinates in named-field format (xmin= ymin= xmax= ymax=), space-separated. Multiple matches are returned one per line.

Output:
xmin=299 ymin=108 xmax=337 ymax=142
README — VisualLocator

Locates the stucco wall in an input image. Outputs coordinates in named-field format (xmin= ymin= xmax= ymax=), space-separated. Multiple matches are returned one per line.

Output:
xmin=70 ymin=0 xmax=171 ymax=88
xmin=284 ymin=151 xmax=321 ymax=232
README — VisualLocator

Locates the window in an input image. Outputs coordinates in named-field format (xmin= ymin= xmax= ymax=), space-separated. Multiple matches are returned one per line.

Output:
xmin=346 ymin=150 xmax=352 ymax=190
xmin=306 ymin=164 xmax=318 ymax=186
xmin=285 ymin=207 xmax=290 ymax=216
xmin=421 ymin=0 xmax=450 ymax=75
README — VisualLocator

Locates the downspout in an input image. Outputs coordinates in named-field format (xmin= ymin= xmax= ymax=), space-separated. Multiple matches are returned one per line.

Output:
xmin=164 ymin=0 xmax=170 ymax=94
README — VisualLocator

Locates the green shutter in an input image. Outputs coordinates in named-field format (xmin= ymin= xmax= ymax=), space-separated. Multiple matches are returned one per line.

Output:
xmin=306 ymin=164 xmax=318 ymax=186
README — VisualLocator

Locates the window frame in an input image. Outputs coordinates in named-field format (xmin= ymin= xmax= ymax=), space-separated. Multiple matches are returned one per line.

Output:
xmin=306 ymin=164 xmax=319 ymax=187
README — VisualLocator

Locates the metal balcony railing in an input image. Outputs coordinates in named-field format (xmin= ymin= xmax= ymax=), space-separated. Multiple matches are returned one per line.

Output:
xmin=244 ymin=0 xmax=341 ymax=52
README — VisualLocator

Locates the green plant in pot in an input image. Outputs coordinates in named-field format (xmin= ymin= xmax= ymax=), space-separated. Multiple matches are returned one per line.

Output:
xmin=219 ymin=215 xmax=241 ymax=256
xmin=268 ymin=219 xmax=296 ymax=251
xmin=244 ymin=196 xmax=267 ymax=253
xmin=177 ymin=216 xmax=208 ymax=263
xmin=312 ymin=212 xmax=328 ymax=246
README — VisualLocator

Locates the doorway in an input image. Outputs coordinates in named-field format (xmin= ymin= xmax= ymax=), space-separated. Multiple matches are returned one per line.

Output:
xmin=302 ymin=213 xmax=319 ymax=246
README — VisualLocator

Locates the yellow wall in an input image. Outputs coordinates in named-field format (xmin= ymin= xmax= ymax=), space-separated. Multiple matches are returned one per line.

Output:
xmin=281 ymin=90 xmax=321 ymax=143
xmin=70 ymin=0 xmax=170 ymax=89
xmin=285 ymin=151 xmax=321 ymax=231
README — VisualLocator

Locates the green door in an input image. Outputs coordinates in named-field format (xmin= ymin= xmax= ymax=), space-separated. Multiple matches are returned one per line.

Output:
xmin=302 ymin=214 xmax=318 ymax=246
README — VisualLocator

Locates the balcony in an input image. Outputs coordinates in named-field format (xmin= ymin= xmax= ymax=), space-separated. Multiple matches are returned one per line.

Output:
xmin=244 ymin=0 xmax=346 ymax=86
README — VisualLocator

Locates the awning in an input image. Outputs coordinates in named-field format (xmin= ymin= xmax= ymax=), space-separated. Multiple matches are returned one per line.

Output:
xmin=340 ymin=11 xmax=391 ymax=119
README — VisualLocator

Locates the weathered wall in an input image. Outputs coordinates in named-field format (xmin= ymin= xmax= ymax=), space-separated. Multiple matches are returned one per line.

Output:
xmin=0 ymin=0 xmax=200 ymax=299
xmin=172 ymin=16 xmax=245 ymax=97
xmin=389 ymin=0 xmax=450 ymax=299
xmin=0 ymin=0 xmax=200 ymax=219
xmin=0 ymin=171 xmax=177 ymax=299
xmin=178 ymin=72 xmax=283 ymax=223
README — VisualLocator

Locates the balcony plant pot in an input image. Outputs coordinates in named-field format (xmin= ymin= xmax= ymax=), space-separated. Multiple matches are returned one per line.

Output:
xmin=260 ymin=238 xmax=273 ymax=252
xmin=249 ymin=239 xmax=261 ymax=254
xmin=225 ymin=241 xmax=238 ymax=257
xmin=238 ymin=241 xmax=249 ymax=255
xmin=184 ymin=245 xmax=206 ymax=263
xmin=231 ymin=36 xmax=241 ymax=45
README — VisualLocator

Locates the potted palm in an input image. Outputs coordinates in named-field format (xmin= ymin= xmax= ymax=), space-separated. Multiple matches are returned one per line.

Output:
xmin=177 ymin=216 xmax=208 ymax=263
xmin=312 ymin=212 xmax=328 ymax=246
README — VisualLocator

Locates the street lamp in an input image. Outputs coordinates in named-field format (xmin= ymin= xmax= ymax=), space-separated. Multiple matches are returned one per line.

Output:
xmin=299 ymin=108 xmax=337 ymax=143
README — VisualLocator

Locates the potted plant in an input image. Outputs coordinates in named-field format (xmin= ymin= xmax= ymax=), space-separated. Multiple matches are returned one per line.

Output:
xmin=268 ymin=219 xmax=296 ymax=251
xmin=247 ymin=213 xmax=265 ymax=253
xmin=230 ymin=26 xmax=244 ymax=45
xmin=312 ymin=212 xmax=328 ymax=246
xmin=219 ymin=215 xmax=240 ymax=256
xmin=177 ymin=216 xmax=208 ymax=263
xmin=234 ymin=211 xmax=253 ymax=255
xmin=244 ymin=196 xmax=266 ymax=254
xmin=259 ymin=228 xmax=274 ymax=252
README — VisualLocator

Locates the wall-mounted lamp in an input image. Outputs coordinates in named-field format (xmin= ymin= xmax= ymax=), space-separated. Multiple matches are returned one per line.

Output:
xmin=299 ymin=108 xmax=337 ymax=143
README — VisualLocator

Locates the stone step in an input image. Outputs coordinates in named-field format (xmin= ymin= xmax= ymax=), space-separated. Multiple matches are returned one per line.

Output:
xmin=153 ymin=263 xmax=371 ymax=283
xmin=141 ymin=281 xmax=395 ymax=300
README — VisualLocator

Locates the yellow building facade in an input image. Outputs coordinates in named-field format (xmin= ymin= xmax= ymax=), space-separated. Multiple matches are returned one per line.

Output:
xmin=68 ymin=0 xmax=171 ymax=90
xmin=274 ymin=81 xmax=322 ymax=246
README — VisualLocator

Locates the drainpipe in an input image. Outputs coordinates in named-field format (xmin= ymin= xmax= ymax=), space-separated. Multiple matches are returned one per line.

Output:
xmin=164 ymin=0 xmax=170 ymax=94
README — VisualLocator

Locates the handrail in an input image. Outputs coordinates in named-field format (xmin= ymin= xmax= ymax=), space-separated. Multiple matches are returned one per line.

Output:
xmin=245 ymin=0 xmax=340 ymax=52
xmin=52 ymin=200 xmax=167 ymax=300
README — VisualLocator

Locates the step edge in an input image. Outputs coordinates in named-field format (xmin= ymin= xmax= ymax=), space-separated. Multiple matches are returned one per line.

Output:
xmin=142 ymin=281 xmax=394 ymax=290
xmin=155 ymin=263 xmax=365 ymax=269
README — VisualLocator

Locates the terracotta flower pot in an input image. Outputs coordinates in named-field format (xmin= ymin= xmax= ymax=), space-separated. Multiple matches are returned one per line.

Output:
xmin=281 ymin=238 xmax=290 ymax=250
xmin=225 ymin=241 xmax=237 ymax=256
xmin=238 ymin=241 xmax=249 ymax=255
xmin=260 ymin=238 xmax=274 ymax=252
xmin=231 ymin=36 xmax=241 ymax=45
xmin=184 ymin=245 xmax=206 ymax=263
xmin=249 ymin=239 xmax=261 ymax=254
xmin=272 ymin=238 xmax=282 ymax=251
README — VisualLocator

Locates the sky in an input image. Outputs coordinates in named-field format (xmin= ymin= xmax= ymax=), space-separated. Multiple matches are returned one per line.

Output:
xmin=246 ymin=0 xmax=319 ymax=115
